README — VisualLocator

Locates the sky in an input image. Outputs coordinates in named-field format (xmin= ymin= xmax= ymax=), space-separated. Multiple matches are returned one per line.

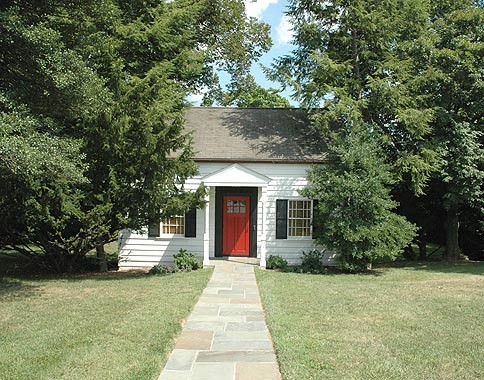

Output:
xmin=188 ymin=0 xmax=295 ymax=105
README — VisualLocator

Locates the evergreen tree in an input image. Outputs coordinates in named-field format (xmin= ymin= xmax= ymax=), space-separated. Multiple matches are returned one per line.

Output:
xmin=270 ymin=0 xmax=435 ymax=268
xmin=303 ymin=126 xmax=416 ymax=272
xmin=0 ymin=0 xmax=270 ymax=271
xmin=272 ymin=0 xmax=438 ymax=192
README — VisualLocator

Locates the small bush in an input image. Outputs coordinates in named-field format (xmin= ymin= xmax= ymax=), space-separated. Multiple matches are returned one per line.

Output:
xmin=301 ymin=249 xmax=327 ymax=273
xmin=266 ymin=255 xmax=288 ymax=270
xmin=173 ymin=249 xmax=202 ymax=272
xmin=149 ymin=264 xmax=178 ymax=275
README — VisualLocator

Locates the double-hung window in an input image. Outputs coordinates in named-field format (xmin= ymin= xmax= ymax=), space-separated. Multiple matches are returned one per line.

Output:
xmin=162 ymin=215 xmax=185 ymax=235
xmin=148 ymin=208 xmax=197 ymax=238
xmin=276 ymin=199 xmax=319 ymax=239
xmin=288 ymin=200 xmax=312 ymax=237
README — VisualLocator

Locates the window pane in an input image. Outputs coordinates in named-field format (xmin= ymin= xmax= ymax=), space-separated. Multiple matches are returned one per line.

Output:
xmin=162 ymin=215 xmax=185 ymax=234
xmin=288 ymin=200 xmax=312 ymax=237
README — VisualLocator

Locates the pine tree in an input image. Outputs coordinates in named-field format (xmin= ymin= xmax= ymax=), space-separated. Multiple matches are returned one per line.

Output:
xmin=0 ymin=0 xmax=271 ymax=271
xmin=270 ymin=0 xmax=437 ymax=269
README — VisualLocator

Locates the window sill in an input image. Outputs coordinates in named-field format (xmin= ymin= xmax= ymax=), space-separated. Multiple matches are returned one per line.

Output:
xmin=287 ymin=236 xmax=314 ymax=241
xmin=152 ymin=234 xmax=186 ymax=240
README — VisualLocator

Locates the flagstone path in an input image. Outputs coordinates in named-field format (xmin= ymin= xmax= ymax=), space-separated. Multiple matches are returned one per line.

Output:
xmin=158 ymin=260 xmax=281 ymax=380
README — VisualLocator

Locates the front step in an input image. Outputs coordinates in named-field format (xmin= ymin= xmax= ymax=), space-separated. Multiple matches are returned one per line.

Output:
xmin=209 ymin=257 xmax=260 ymax=266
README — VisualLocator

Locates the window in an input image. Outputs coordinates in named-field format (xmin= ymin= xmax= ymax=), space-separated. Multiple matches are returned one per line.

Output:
xmin=162 ymin=215 xmax=185 ymax=235
xmin=288 ymin=200 xmax=312 ymax=237
xmin=226 ymin=199 xmax=247 ymax=214
xmin=148 ymin=208 xmax=197 ymax=238
xmin=276 ymin=199 xmax=317 ymax=239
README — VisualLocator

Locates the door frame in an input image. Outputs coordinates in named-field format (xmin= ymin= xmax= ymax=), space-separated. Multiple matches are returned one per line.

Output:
xmin=215 ymin=187 xmax=258 ymax=258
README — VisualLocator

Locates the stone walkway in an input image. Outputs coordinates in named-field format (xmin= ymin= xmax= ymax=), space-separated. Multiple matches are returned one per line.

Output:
xmin=158 ymin=260 xmax=281 ymax=380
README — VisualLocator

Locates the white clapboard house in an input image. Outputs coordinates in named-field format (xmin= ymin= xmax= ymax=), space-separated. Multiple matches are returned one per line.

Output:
xmin=118 ymin=107 xmax=336 ymax=269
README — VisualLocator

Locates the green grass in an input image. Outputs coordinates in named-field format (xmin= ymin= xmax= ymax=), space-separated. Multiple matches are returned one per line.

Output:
xmin=256 ymin=262 xmax=484 ymax=380
xmin=0 ymin=268 xmax=213 ymax=380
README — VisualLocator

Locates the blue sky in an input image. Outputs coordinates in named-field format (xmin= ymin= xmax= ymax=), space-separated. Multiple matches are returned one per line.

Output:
xmin=189 ymin=0 xmax=295 ymax=105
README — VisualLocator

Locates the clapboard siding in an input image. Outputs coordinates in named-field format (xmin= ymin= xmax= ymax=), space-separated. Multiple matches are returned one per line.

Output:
xmin=118 ymin=162 xmax=336 ymax=270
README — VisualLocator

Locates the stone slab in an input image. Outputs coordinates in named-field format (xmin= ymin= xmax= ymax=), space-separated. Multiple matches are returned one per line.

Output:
xmin=235 ymin=363 xmax=281 ymax=380
xmin=164 ymin=350 xmax=198 ymax=371
xmin=175 ymin=331 xmax=213 ymax=350
xmin=196 ymin=350 xmax=277 ymax=363
xmin=211 ymin=340 xmax=273 ymax=351
xmin=189 ymin=363 xmax=235 ymax=380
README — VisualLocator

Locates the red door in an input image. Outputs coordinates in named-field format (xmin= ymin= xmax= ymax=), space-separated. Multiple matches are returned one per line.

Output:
xmin=223 ymin=196 xmax=250 ymax=256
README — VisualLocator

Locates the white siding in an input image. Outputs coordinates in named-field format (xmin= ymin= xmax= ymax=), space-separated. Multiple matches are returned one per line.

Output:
xmin=118 ymin=162 xmax=336 ymax=270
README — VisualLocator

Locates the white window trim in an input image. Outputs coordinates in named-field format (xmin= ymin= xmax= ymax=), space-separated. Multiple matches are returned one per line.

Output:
xmin=287 ymin=198 xmax=313 ymax=240
xmin=159 ymin=215 xmax=186 ymax=238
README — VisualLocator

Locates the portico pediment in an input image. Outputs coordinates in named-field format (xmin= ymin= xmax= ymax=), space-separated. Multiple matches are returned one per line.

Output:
xmin=201 ymin=164 xmax=270 ymax=187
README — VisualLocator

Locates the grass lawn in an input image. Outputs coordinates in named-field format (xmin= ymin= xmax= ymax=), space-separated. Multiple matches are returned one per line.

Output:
xmin=0 ymin=268 xmax=213 ymax=380
xmin=256 ymin=262 xmax=484 ymax=380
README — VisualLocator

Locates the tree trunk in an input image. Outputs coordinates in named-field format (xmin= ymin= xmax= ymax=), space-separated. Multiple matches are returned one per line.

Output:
xmin=445 ymin=201 xmax=460 ymax=263
xmin=96 ymin=238 xmax=108 ymax=272
xmin=351 ymin=28 xmax=362 ymax=100
xmin=417 ymin=233 xmax=427 ymax=260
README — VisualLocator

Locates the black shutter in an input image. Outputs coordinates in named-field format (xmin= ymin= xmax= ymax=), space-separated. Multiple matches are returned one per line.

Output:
xmin=276 ymin=199 xmax=288 ymax=239
xmin=148 ymin=222 xmax=160 ymax=238
xmin=184 ymin=208 xmax=197 ymax=238
xmin=312 ymin=200 xmax=321 ymax=239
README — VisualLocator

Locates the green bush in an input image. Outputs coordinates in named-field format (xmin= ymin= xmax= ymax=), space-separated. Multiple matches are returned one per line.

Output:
xmin=149 ymin=264 xmax=178 ymax=275
xmin=301 ymin=249 xmax=327 ymax=274
xmin=173 ymin=249 xmax=202 ymax=272
xmin=266 ymin=255 xmax=288 ymax=270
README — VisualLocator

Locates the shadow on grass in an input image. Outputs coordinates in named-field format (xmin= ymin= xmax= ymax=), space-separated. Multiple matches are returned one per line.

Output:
xmin=0 ymin=278 xmax=43 ymax=299
xmin=376 ymin=261 xmax=484 ymax=275
xmin=266 ymin=266 xmax=385 ymax=277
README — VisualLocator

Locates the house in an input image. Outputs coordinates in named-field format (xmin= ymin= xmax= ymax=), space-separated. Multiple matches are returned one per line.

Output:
xmin=118 ymin=107 xmax=337 ymax=269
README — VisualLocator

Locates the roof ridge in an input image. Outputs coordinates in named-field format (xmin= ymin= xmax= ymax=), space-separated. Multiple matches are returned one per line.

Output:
xmin=188 ymin=106 xmax=301 ymax=111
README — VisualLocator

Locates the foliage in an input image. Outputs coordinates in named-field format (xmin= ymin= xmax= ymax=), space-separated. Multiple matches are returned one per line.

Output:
xmin=271 ymin=0 xmax=483 ymax=266
xmin=205 ymin=74 xmax=291 ymax=108
xmin=271 ymin=0 xmax=439 ymax=194
xmin=300 ymin=249 xmax=327 ymax=274
xmin=303 ymin=127 xmax=417 ymax=272
xmin=0 ymin=0 xmax=270 ymax=272
xmin=266 ymin=255 xmax=288 ymax=270
xmin=173 ymin=249 xmax=202 ymax=272
xmin=149 ymin=264 xmax=179 ymax=275
xmin=427 ymin=1 xmax=484 ymax=262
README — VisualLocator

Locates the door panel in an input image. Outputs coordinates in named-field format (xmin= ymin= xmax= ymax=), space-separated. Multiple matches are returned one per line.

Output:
xmin=223 ymin=196 xmax=250 ymax=256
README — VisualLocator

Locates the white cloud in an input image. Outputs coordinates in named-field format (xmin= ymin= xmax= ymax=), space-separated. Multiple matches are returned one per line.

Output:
xmin=245 ymin=0 xmax=279 ymax=19
xmin=276 ymin=14 xmax=293 ymax=45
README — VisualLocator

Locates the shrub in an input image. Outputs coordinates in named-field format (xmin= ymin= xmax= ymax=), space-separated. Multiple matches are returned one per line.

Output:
xmin=149 ymin=264 xmax=178 ymax=275
xmin=173 ymin=249 xmax=202 ymax=272
xmin=301 ymin=249 xmax=326 ymax=274
xmin=302 ymin=126 xmax=417 ymax=273
xmin=266 ymin=255 xmax=288 ymax=270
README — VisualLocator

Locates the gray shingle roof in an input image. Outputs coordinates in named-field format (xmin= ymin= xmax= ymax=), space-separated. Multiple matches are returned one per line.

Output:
xmin=183 ymin=107 xmax=327 ymax=163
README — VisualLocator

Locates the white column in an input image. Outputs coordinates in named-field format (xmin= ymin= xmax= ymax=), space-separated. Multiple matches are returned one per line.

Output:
xmin=203 ymin=187 xmax=211 ymax=266
xmin=260 ymin=186 xmax=267 ymax=267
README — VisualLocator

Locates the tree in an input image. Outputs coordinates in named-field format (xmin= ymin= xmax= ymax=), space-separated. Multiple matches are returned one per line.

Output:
xmin=428 ymin=1 xmax=484 ymax=262
xmin=271 ymin=0 xmax=439 ymax=193
xmin=0 ymin=0 xmax=271 ymax=271
xmin=303 ymin=126 xmax=416 ymax=271
xmin=205 ymin=74 xmax=291 ymax=107
xmin=270 ymin=0 xmax=433 ymax=269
